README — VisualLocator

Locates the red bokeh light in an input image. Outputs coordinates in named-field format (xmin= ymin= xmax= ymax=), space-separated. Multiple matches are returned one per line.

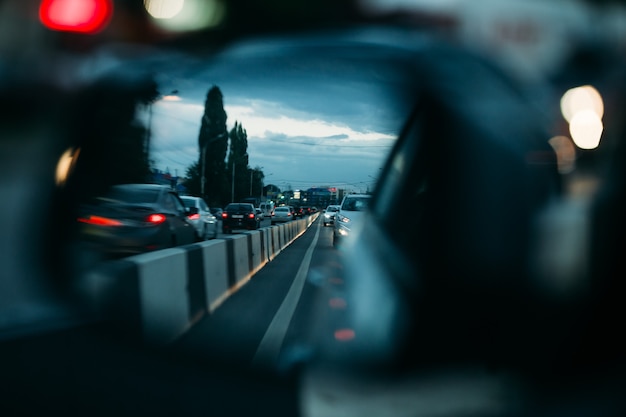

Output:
xmin=39 ymin=0 xmax=113 ymax=34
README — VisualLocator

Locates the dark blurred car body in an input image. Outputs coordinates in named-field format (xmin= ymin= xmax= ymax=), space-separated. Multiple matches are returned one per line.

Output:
xmin=292 ymin=206 xmax=304 ymax=219
xmin=76 ymin=183 xmax=197 ymax=255
xmin=221 ymin=203 xmax=260 ymax=233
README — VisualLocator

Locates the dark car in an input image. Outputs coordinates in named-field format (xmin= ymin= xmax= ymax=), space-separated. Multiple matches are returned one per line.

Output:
xmin=292 ymin=206 xmax=304 ymax=219
xmin=221 ymin=203 xmax=260 ymax=233
xmin=76 ymin=184 xmax=197 ymax=256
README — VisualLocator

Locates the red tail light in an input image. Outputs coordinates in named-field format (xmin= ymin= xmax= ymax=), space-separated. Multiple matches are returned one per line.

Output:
xmin=77 ymin=215 xmax=122 ymax=226
xmin=146 ymin=214 xmax=166 ymax=224
xmin=39 ymin=0 xmax=114 ymax=34
xmin=187 ymin=213 xmax=201 ymax=220
xmin=222 ymin=212 xmax=228 ymax=219
xmin=248 ymin=213 xmax=255 ymax=219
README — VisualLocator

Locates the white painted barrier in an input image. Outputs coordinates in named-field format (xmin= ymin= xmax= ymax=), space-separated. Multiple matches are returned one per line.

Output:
xmin=79 ymin=213 xmax=319 ymax=345
xmin=132 ymin=248 xmax=190 ymax=344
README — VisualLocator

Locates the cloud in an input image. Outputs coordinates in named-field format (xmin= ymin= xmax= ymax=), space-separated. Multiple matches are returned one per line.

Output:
xmin=147 ymin=77 xmax=398 ymax=190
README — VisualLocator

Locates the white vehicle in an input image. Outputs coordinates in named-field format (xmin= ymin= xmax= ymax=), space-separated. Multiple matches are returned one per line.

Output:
xmin=180 ymin=196 xmax=219 ymax=241
xmin=259 ymin=201 xmax=275 ymax=218
xmin=333 ymin=194 xmax=372 ymax=247
xmin=323 ymin=205 xmax=341 ymax=226
xmin=271 ymin=206 xmax=293 ymax=224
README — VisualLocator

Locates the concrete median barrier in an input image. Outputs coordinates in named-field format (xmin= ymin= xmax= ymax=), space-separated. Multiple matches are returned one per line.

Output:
xmin=78 ymin=214 xmax=319 ymax=344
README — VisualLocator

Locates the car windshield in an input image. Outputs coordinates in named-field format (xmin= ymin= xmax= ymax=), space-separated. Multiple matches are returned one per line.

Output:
xmin=96 ymin=187 xmax=160 ymax=204
xmin=226 ymin=204 xmax=250 ymax=211
xmin=342 ymin=197 xmax=371 ymax=211
xmin=180 ymin=198 xmax=196 ymax=208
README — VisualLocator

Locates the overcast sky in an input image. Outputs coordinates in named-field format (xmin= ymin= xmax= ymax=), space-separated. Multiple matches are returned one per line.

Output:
xmin=145 ymin=42 xmax=409 ymax=193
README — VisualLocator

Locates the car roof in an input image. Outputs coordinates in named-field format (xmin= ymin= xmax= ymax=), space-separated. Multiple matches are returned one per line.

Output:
xmin=343 ymin=194 xmax=371 ymax=199
xmin=112 ymin=183 xmax=169 ymax=190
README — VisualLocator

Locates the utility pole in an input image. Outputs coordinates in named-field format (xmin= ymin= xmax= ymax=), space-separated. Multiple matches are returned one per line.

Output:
xmin=231 ymin=162 xmax=236 ymax=202
xmin=250 ymin=169 xmax=254 ymax=197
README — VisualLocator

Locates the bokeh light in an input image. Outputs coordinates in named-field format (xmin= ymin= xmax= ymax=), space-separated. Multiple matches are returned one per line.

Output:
xmin=560 ymin=85 xmax=604 ymax=150
xmin=162 ymin=94 xmax=182 ymax=101
xmin=144 ymin=0 xmax=226 ymax=32
xmin=144 ymin=0 xmax=184 ymax=19
xmin=569 ymin=110 xmax=603 ymax=150
xmin=334 ymin=329 xmax=355 ymax=342
xmin=560 ymin=85 xmax=604 ymax=123
xmin=39 ymin=0 xmax=113 ymax=34
xmin=328 ymin=297 xmax=347 ymax=309
xmin=55 ymin=147 xmax=80 ymax=186
xmin=548 ymin=136 xmax=576 ymax=174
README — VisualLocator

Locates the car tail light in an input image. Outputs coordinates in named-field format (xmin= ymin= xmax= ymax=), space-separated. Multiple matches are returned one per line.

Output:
xmin=222 ymin=212 xmax=228 ymax=219
xmin=146 ymin=214 xmax=166 ymax=224
xmin=248 ymin=213 xmax=255 ymax=219
xmin=39 ymin=0 xmax=114 ymax=34
xmin=187 ymin=213 xmax=201 ymax=220
xmin=77 ymin=215 xmax=122 ymax=226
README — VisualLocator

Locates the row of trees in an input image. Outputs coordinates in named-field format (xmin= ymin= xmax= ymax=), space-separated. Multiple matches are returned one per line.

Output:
xmin=183 ymin=85 xmax=267 ymax=208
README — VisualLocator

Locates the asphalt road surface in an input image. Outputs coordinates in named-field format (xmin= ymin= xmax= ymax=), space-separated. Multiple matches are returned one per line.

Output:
xmin=171 ymin=215 xmax=346 ymax=374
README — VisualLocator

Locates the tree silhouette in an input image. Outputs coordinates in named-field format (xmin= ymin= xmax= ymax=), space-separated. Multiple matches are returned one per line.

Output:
xmin=227 ymin=121 xmax=249 ymax=202
xmin=198 ymin=85 xmax=228 ymax=206
xmin=187 ymin=85 xmax=270 ymax=206
xmin=183 ymin=161 xmax=201 ymax=196
xmin=250 ymin=166 xmax=265 ymax=200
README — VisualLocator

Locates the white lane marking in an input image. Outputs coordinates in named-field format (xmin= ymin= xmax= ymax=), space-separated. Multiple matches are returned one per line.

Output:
xmin=252 ymin=220 xmax=321 ymax=368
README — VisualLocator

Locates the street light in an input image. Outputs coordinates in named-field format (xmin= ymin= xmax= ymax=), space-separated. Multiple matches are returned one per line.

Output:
xmin=200 ymin=132 xmax=227 ymax=198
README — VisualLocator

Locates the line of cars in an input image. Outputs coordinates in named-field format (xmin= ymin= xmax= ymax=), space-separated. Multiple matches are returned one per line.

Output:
xmin=77 ymin=184 xmax=201 ymax=257
xmin=76 ymin=184 xmax=341 ymax=256
xmin=76 ymin=184 xmax=228 ymax=256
